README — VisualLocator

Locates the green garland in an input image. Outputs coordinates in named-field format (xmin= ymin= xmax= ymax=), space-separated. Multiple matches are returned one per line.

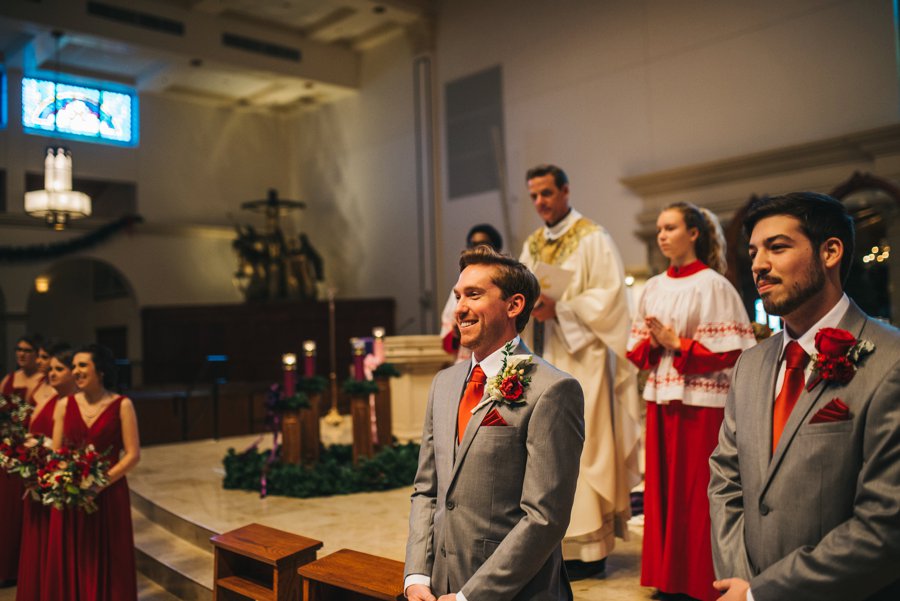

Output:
xmin=372 ymin=363 xmax=401 ymax=378
xmin=297 ymin=375 xmax=327 ymax=393
xmin=341 ymin=377 xmax=380 ymax=396
xmin=0 ymin=215 xmax=144 ymax=262
xmin=222 ymin=442 xmax=420 ymax=497
xmin=273 ymin=392 xmax=310 ymax=412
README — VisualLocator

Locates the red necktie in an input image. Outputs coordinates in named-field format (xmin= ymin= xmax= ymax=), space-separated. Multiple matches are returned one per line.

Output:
xmin=772 ymin=341 xmax=808 ymax=453
xmin=458 ymin=365 xmax=486 ymax=443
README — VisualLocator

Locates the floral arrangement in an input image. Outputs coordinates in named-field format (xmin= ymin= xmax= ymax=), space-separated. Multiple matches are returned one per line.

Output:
xmin=35 ymin=444 xmax=111 ymax=513
xmin=480 ymin=341 xmax=535 ymax=409
xmin=0 ymin=434 xmax=51 ymax=491
xmin=0 ymin=393 xmax=33 ymax=438
xmin=807 ymin=327 xmax=875 ymax=389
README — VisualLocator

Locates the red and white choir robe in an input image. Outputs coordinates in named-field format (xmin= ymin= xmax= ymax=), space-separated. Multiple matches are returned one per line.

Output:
xmin=627 ymin=260 xmax=755 ymax=601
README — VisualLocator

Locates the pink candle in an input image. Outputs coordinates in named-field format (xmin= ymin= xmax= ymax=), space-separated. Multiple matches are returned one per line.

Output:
xmin=303 ymin=340 xmax=317 ymax=377
xmin=282 ymin=353 xmax=297 ymax=397
xmin=372 ymin=327 xmax=385 ymax=364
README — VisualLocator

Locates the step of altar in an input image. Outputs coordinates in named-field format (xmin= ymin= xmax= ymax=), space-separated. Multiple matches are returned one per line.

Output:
xmin=131 ymin=485 xmax=217 ymax=601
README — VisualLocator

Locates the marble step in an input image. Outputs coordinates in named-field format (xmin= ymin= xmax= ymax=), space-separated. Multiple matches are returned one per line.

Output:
xmin=131 ymin=488 xmax=218 ymax=552
xmin=137 ymin=572 xmax=185 ymax=601
xmin=132 ymin=508 xmax=214 ymax=601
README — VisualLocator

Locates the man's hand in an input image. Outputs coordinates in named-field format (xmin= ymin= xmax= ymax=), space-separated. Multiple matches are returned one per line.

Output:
xmin=645 ymin=316 xmax=680 ymax=351
xmin=713 ymin=577 xmax=750 ymax=601
xmin=532 ymin=294 xmax=557 ymax=322
xmin=437 ymin=595 xmax=456 ymax=601
xmin=405 ymin=584 xmax=436 ymax=601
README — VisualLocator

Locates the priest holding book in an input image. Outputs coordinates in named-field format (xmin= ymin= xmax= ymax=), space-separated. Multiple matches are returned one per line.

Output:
xmin=519 ymin=164 xmax=642 ymax=579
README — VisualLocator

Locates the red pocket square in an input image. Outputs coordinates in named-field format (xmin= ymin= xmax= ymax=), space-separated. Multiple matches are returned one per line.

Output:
xmin=481 ymin=408 xmax=508 ymax=427
xmin=809 ymin=398 xmax=851 ymax=424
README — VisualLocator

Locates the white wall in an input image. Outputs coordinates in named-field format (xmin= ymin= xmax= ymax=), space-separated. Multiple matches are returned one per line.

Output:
xmin=435 ymin=0 xmax=900 ymax=294
xmin=287 ymin=33 xmax=421 ymax=334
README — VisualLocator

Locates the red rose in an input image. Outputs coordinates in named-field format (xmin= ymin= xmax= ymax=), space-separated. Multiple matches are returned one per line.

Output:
xmin=815 ymin=327 xmax=856 ymax=358
xmin=499 ymin=374 xmax=524 ymax=401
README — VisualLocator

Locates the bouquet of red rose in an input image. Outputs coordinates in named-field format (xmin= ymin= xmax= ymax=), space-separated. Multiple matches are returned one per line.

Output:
xmin=0 ymin=434 xmax=52 ymax=495
xmin=36 ymin=444 xmax=111 ymax=513
xmin=0 ymin=393 xmax=33 ymax=438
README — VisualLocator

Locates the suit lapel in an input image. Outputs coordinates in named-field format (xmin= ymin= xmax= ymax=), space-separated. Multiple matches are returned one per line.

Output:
xmin=763 ymin=301 xmax=868 ymax=491
xmin=756 ymin=333 xmax=783 ymax=478
xmin=448 ymin=340 xmax=532 ymax=489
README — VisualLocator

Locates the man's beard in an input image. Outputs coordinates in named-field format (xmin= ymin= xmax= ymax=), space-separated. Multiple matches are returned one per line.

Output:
xmin=760 ymin=258 xmax=826 ymax=316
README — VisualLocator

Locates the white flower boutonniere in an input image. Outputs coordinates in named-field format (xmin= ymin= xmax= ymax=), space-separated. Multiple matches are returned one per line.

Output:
xmin=472 ymin=341 xmax=535 ymax=414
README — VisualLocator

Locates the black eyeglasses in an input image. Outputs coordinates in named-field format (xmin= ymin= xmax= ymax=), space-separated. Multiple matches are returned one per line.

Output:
xmin=15 ymin=347 xmax=35 ymax=353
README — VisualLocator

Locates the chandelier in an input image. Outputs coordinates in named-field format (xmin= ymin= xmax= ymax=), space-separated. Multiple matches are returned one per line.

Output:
xmin=23 ymin=31 xmax=91 ymax=231
xmin=24 ymin=147 xmax=91 ymax=230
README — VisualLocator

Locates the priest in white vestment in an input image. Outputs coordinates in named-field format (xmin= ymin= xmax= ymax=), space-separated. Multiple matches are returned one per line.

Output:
xmin=518 ymin=164 xmax=642 ymax=576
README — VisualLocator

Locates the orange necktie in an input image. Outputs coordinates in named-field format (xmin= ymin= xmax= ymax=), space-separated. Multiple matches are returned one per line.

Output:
xmin=458 ymin=365 xmax=486 ymax=443
xmin=772 ymin=341 xmax=808 ymax=453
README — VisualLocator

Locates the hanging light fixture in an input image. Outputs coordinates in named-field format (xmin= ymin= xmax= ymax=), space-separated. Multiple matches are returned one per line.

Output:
xmin=23 ymin=31 xmax=91 ymax=231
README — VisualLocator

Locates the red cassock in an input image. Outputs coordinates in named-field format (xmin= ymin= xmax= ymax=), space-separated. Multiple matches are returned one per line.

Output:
xmin=1 ymin=373 xmax=26 ymax=582
xmin=16 ymin=394 xmax=59 ymax=600
xmin=626 ymin=261 xmax=755 ymax=601
xmin=43 ymin=396 xmax=137 ymax=601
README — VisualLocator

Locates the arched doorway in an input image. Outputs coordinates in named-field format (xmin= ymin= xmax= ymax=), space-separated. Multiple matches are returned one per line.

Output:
xmin=27 ymin=258 xmax=140 ymax=388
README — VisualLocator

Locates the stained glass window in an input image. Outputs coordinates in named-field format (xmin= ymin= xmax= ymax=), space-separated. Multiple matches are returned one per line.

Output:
xmin=21 ymin=77 xmax=137 ymax=145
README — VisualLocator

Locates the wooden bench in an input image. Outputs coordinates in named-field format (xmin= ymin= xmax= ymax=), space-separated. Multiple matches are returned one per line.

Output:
xmin=298 ymin=548 xmax=405 ymax=601
xmin=210 ymin=523 xmax=323 ymax=601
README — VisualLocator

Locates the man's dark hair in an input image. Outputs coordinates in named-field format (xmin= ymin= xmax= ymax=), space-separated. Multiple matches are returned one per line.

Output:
xmin=77 ymin=343 xmax=118 ymax=390
xmin=466 ymin=224 xmax=503 ymax=251
xmin=459 ymin=246 xmax=541 ymax=333
xmin=743 ymin=192 xmax=855 ymax=285
xmin=526 ymin=164 xmax=568 ymax=189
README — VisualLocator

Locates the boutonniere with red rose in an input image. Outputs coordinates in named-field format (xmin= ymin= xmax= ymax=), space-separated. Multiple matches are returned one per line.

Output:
xmin=474 ymin=342 xmax=535 ymax=413
xmin=806 ymin=327 xmax=875 ymax=390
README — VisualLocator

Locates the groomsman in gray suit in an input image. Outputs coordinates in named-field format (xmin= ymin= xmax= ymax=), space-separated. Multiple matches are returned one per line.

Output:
xmin=404 ymin=246 xmax=585 ymax=601
xmin=709 ymin=192 xmax=900 ymax=601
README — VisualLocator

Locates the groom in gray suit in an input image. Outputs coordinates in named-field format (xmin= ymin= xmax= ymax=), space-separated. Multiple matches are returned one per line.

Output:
xmin=405 ymin=246 xmax=585 ymax=601
xmin=709 ymin=192 xmax=900 ymax=601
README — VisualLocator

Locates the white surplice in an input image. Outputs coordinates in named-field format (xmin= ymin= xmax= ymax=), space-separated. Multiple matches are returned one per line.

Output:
xmin=519 ymin=208 xmax=642 ymax=561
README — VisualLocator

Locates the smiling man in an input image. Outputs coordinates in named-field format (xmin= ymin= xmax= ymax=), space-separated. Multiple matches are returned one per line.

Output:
xmin=518 ymin=164 xmax=641 ymax=578
xmin=404 ymin=246 xmax=585 ymax=601
xmin=708 ymin=192 xmax=900 ymax=601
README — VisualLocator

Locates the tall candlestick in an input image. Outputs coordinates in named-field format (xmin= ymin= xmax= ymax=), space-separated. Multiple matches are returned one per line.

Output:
xmin=372 ymin=327 xmax=385 ymax=364
xmin=325 ymin=286 xmax=342 ymax=426
xmin=282 ymin=353 xmax=297 ymax=397
xmin=303 ymin=340 xmax=317 ymax=377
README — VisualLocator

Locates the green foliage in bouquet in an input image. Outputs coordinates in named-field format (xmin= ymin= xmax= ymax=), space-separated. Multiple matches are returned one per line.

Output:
xmin=222 ymin=442 xmax=420 ymax=498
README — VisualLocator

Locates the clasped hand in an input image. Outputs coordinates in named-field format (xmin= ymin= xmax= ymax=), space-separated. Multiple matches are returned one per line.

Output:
xmin=645 ymin=316 xmax=680 ymax=351
xmin=713 ymin=577 xmax=750 ymax=601
xmin=405 ymin=585 xmax=455 ymax=601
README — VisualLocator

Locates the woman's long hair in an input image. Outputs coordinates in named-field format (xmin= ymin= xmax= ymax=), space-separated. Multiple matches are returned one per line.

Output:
xmin=665 ymin=202 xmax=727 ymax=274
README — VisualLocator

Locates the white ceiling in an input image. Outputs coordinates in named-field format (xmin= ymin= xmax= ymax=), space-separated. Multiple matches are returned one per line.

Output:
xmin=0 ymin=0 xmax=435 ymax=111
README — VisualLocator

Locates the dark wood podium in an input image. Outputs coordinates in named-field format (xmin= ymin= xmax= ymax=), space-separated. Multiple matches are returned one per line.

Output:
xmin=297 ymin=549 xmax=404 ymax=601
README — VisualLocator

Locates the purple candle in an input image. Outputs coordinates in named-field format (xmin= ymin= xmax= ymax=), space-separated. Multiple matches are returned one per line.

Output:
xmin=303 ymin=340 xmax=317 ymax=377
xmin=282 ymin=353 xmax=297 ymax=397
xmin=352 ymin=339 xmax=366 ymax=380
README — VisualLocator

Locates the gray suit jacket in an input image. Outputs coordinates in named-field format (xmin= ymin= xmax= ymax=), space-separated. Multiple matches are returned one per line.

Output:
xmin=404 ymin=341 xmax=584 ymax=601
xmin=709 ymin=300 xmax=900 ymax=601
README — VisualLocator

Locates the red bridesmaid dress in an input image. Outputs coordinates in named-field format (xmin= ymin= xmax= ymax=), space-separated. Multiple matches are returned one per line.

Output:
xmin=1 ymin=374 xmax=26 ymax=583
xmin=43 ymin=396 xmax=137 ymax=601
xmin=15 ymin=393 xmax=59 ymax=600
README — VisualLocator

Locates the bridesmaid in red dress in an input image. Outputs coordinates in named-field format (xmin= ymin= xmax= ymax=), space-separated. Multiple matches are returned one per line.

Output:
xmin=1 ymin=334 xmax=45 ymax=588
xmin=16 ymin=343 xmax=77 ymax=601
xmin=46 ymin=344 xmax=140 ymax=601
